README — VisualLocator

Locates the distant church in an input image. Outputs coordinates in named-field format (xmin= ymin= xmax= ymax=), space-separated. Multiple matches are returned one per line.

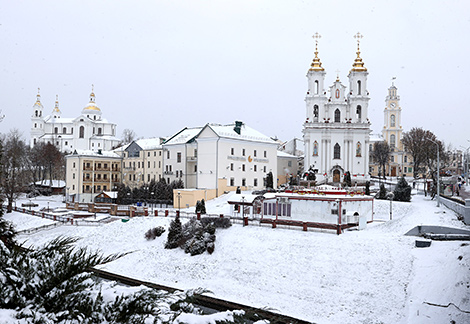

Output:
xmin=30 ymin=87 xmax=120 ymax=152
xmin=302 ymin=33 xmax=371 ymax=183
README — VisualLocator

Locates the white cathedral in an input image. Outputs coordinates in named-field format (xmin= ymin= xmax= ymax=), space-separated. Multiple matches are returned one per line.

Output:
xmin=30 ymin=87 xmax=120 ymax=152
xmin=303 ymin=34 xmax=371 ymax=183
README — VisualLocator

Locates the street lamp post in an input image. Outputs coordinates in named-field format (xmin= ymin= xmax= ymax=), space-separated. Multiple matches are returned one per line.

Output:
xmin=387 ymin=192 xmax=394 ymax=220
xmin=428 ymin=138 xmax=440 ymax=207
xmin=241 ymin=196 xmax=245 ymax=226
xmin=177 ymin=191 xmax=181 ymax=211
xmin=151 ymin=192 xmax=155 ymax=213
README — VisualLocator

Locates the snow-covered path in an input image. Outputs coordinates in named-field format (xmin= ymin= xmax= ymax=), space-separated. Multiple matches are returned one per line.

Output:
xmin=6 ymin=193 xmax=470 ymax=323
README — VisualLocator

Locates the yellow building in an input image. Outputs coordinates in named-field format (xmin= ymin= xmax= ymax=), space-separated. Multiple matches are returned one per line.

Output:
xmin=65 ymin=150 xmax=122 ymax=203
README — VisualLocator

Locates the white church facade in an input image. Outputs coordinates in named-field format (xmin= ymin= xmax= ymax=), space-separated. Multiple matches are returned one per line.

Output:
xmin=303 ymin=34 xmax=371 ymax=183
xmin=30 ymin=87 xmax=120 ymax=153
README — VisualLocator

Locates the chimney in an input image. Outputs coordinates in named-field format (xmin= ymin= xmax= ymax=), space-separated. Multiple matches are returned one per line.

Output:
xmin=234 ymin=121 xmax=243 ymax=135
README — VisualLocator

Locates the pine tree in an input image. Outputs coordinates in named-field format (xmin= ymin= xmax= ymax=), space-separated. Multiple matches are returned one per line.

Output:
xmin=377 ymin=183 xmax=388 ymax=200
xmin=365 ymin=181 xmax=370 ymax=195
xmin=394 ymin=176 xmax=412 ymax=202
xmin=165 ymin=214 xmax=183 ymax=249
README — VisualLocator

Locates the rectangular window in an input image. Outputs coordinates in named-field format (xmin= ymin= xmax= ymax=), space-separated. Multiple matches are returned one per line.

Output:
xmin=230 ymin=178 xmax=235 ymax=186
xmin=154 ymin=152 xmax=156 ymax=156
xmin=148 ymin=174 xmax=150 ymax=182
xmin=177 ymin=152 xmax=182 ymax=163
xmin=254 ymin=150 xmax=257 ymax=157
xmin=129 ymin=174 xmax=132 ymax=181
xmin=288 ymin=161 xmax=292 ymax=167
xmin=167 ymin=151 xmax=170 ymax=159
xmin=242 ymin=178 xmax=246 ymax=186
xmin=242 ymin=149 xmax=245 ymax=156
xmin=254 ymin=165 xmax=257 ymax=172
xmin=263 ymin=166 xmax=266 ymax=173
xmin=391 ymin=156 xmax=394 ymax=162
xmin=194 ymin=165 xmax=197 ymax=172
xmin=264 ymin=151 xmax=267 ymax=158
xmin=148 ymin=161 xmax=150 ymax=168
xmin=148 ymin=152 xmax=150 ymax=157
xmin=72 ymin=184 xmax=75 ymax=190
xmin=103 ymin=186 xmax=107 ymax=191
xmin=73 ymin=173 xmax=75 ymax=179
xmin=194 ymin=149 xmax=197 ymax=157
xmin=230 ymin=163 xmax=234 ymax=171
xmin=159 ymin=161 xmax=161 ymax=168
xmin=73 ymin=162 xmax=76 ymax=168
xmin=231 ymin=148 xmax=234 ymax=155
xmin=254 ymin=178 xmax=258 ymax=186
xmin=242 ymin=164 xmax=245 ymax=171
xmin=404 ymin=156 xmax=408 ymax=163
xmin=159 ymin=151 xmax=162 ymax=156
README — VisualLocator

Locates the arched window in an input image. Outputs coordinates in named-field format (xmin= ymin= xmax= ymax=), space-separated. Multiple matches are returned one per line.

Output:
xmin=63 ymin=127 xmax=66 ymax=134
xmin=35 ymin=111 xmax=38 ymax=117
xmin=54 ymin=127 xmax=58 ymax=134
xmin=314 ymin=80 xmax=319 ymax=94
xmin=98 ymin=127 xmax=102 ymax=135
xmin=356 ymin=105 xmax=362 ymax=122
xmin=357 ymin=80 xmax=362 ymax=95
xmin=34 ymin=123 xmax=37 ymax=128
xmin=334 ymin=109 xmax=341 ymax=123
xmin=33 ymin=138 xmax=37 ymax=145
xmin=79 ymin=126 xmax=85 ymax=138
xmin=313 ymin=105 xmax=319 ymax=121
xmin=356 ymin=142 xmax=362 ymax=157
xmin=390 ymin=134 xmax=396 ymax=149
xmin=313 ymin=141 xmax=318 ymax=156
xmin=391 ymin=114 xmax=396 ymax=127
xmin=334 ymin=143 xmax=341 ymax=159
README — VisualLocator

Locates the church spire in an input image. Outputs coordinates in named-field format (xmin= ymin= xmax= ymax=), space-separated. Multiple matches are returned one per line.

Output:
xmin=53 ymin=95 xmax=60 ymax=113
xmin=309 ymin=32 xmax=325 ymax=72
xmin=351 ymin=32 xmax=367 ymax=72
xmin=36 ymin=88 xmax=41 ymax=104
xmin=89 ymin=84 xmax=95 ymax=103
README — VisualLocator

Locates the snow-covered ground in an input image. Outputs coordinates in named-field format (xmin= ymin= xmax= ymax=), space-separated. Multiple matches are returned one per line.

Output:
xmin=4 ymin=192 xmax=470 ymax=323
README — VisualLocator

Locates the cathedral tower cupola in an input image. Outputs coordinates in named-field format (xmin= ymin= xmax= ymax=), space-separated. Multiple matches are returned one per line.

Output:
xmin=81 ymin=84 xmax=102 ymax=119
xmin=309 ymin=32 xmax=325 ymax=72
xmin=350 ymin=32 xmax=367 ymax=73
xmin=32 ymin=88 xmax=43 ymax=118
xmin=52 ymin=95 xmax=61 ymax=118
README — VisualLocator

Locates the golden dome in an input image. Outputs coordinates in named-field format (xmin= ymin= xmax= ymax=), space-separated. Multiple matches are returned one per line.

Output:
xmin=351 ymin=32 xmax=367 ymax=72
xmin=82 ymin=85 xmax=101 ymax=112
xmin=53 ymin=95 xmax=60 ymax=113
xmin=309 ymin=33 xmax=324 ymax=72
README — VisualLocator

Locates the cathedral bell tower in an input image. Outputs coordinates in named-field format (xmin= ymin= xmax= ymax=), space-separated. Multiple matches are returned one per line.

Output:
xmin=305 ymin=33 xmax=327 ymax=124
xmin=30 ymin=88 xmax=45 ymax=148
xmin=348 ymin=32 xmax=370 ymax=124
xmin=382 ymin=78 xmax=402 ymax=151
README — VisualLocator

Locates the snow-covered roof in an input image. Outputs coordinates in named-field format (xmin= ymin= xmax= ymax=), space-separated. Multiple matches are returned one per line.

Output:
xmin=164 ymin=122 xmax=277 ymax=146
xmin=207 ymin=123 xmax=276 ymax=144
xmin=164 ymin=127 xmax=203 ymax=145
xmin=370 ymin=133 xmax=384 ymax=142
xmin=35 ymin=180 xmax=66 ymax=188
xmin=227 ymin=194 xmax=260 ymax=205
xmin=90 ymin=135 xmax=120 ymax=141
xmin=133 ymin=138 xmax=163 ymax=150
xmin=67 ymin=149 xmax=121 ymax=158
xmin=277 ymin=151 xmax=298 ymax=159
xmin=102 ymin=191 xmax=118 ymax=199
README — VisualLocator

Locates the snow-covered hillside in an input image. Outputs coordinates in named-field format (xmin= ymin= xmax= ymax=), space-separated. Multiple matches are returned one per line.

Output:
xmin=4 ymin=193 xmax=470 ymax=324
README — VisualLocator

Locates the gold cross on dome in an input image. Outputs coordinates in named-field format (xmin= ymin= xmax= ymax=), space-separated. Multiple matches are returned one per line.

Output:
xmin=354 ymin=32 xmax=363 ymax=48
xmin=312 ymin=32 xmax=321 ymax=46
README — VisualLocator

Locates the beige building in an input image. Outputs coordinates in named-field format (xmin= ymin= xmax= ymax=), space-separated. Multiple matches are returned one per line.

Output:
xmin=114 ymin=138 xmax=164 ymax=188
xmin=369 ymin=82 xmax=413 ymax=177
xmin=65 ymin=150 xmax=122 ymax=203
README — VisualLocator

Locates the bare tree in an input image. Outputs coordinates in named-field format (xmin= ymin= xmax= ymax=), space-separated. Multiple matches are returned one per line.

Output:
xmin=121 ymin=129 xmax=136 ymax=145
xmin=0 ymin=130 xmax=29 ymax=212
xmin=373 ymin=141 xmax=390 ymax=180
xmin=402 ymin=127 xmax=434 ymax=178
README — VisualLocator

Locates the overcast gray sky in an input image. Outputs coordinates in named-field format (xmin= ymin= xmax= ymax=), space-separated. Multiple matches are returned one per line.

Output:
xmin=1 ymin=0 xmax=469 ymax=150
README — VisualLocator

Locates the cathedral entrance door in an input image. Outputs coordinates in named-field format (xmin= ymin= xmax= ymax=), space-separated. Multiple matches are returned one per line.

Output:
xmin=333 ymin=170 xmax=341 ymax=183
xmin=391 ymin=167 xmax=397 ymax=177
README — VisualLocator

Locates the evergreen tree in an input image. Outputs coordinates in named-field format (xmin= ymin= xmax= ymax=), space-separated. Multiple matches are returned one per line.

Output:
xmin=365 ymin=181 xmax=370 ymax=195
xmin=377 ymin=183 xmax=388 ymax=200
xmin=394 ymin=176 xmax=412 ymax=202
xmin=165 ymin=214 xmax=183 ymax=249
xmin=343 ymin=171 xmax=352 ymax=187
xmin=266 ymin=171 xmax=274 ymax=189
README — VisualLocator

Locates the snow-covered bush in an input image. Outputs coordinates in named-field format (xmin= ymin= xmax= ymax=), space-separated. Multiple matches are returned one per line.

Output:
xmin=0 ymin=217 xmax=17 ymax=249
xmin=145 ymin=226 xmax=166 ymax=240
xmin=200 ymin=217 xmax=231 ymax=229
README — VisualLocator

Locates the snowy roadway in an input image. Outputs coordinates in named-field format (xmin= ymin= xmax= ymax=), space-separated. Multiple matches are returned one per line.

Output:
xmin=4 ymin=193 xmax=470 ymax=324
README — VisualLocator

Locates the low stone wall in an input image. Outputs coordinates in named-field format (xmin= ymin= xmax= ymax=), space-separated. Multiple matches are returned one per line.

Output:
xmin=440 ymin=196 xmax=470 ymax=225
